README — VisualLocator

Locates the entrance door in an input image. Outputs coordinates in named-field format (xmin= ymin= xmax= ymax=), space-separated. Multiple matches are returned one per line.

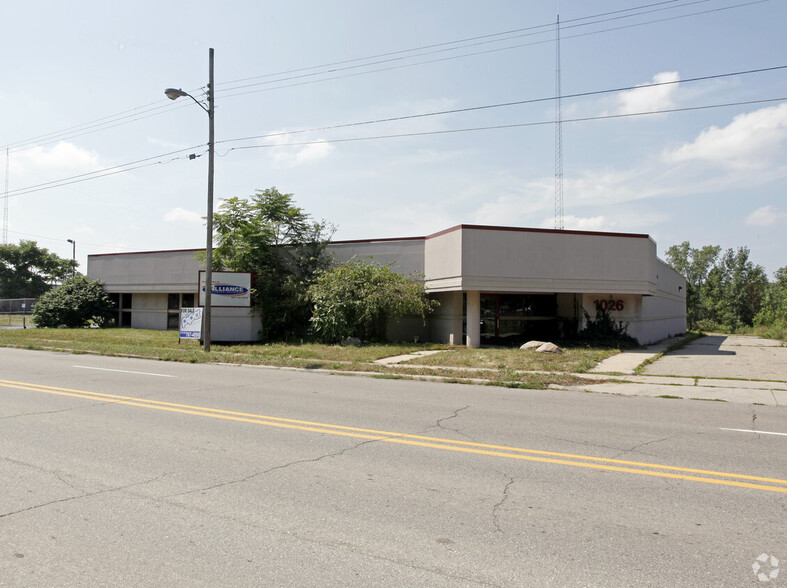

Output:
xmin=480 ymin=295 xmax=499 ymax=339
xmin=480 ymin=293 xmax=559 ymax=344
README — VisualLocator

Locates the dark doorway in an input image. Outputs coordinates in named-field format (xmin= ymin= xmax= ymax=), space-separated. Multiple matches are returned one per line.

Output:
xmin=480 ymin=293 xmax=559 ymax=345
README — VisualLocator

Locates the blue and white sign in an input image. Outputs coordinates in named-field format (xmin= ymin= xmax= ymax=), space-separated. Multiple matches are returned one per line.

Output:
xmin=179 ymin=307 xmax=203 ymax=340
xmin=198 ymin=271 xmax=253 ymax=307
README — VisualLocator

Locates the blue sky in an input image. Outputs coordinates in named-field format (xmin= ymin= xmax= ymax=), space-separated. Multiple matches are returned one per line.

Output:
xmin=2 ymin=0 xmax=786 ymax=276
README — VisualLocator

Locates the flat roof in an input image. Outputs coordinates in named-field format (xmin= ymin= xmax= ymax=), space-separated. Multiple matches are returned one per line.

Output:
xmin=88 ymin=224 xmax=652 ymax=258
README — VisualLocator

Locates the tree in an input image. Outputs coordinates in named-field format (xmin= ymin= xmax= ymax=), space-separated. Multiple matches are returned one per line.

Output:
xmin=309 ymin=259 xmax=439 ymax=343
xmin=32 ymin=276 xmax=115 ymax=328
xmin=702 ymin=247 xmax=768 ymax=330
xmin=0 ymin=240 xmax=76 ymax=298
xmin=755 ymin=265 xmax=787 ymax=326
xmin=210 ymin=187 xmax=334 ymax=340
xmin=665 ymin=241 xmax=720 ymax=329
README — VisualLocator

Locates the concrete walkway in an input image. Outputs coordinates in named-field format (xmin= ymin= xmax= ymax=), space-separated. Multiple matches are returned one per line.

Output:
xmin=573 ymin=334 xmax=787 ymax=406
xmin=368 ymin=335 xmax=787 ymax=406
xmin=588 ymin=336 xmax=684 ymax=374
xmin=373 ymin=350 xmax=444 ymax=365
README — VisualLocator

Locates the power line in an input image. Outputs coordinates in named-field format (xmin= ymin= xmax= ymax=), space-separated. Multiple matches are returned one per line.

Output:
xmin=5 ymin=229 xmax=140 ymax=252
xmin=217 ymin=0 xmax=767 ymax=100
xmin=3 ymin=146 xmax=204 ymax=198
xmin=216 ymin=0 xmax=709 ymax=95
xmin=8 ymin=65 xmax=787 ymax=196
xmin=11 ymin=95 xmax=784 ymax=201
xmin=3 ymin=0 xmax=763 ymax=151
xmin=215 ymin=0 xmax=689 ymax=90
xmin=214 ymin=65 xmax=787 ymax=146
xmin=6 ymin=56 xmax=785 ymax=200
xmin=223 ymin=97 xmax=787 ymax=153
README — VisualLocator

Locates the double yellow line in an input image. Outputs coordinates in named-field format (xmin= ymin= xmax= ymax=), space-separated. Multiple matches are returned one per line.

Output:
xmin=3 ymin=377 xmax=786 ymax=494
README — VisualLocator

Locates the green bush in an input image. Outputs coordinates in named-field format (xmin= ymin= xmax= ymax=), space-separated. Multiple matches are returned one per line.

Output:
xmin=575 ymin=307 xmax=639 ymax=348
xmin=32 ymin=276 xmax=115 ymax=328
xmin=309 ymin=259 xmax=438 ymax=343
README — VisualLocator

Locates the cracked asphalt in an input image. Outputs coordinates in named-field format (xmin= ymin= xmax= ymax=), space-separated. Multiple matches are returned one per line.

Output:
xmin=1 ymin=347 xmax=785 ymax=586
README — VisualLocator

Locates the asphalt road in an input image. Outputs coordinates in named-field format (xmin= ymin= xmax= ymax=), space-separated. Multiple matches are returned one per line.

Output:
xmin=1 ymin=348 xmax=785 ymax=586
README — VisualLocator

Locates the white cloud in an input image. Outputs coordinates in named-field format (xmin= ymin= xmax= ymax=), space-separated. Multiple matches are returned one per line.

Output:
xmin=536 ymin=210 xmax=670 ymax=233
xmin=164 ymin=207 xmax=203 ymax=224
xmin=147 ymin=136 xmax=191 ymax=150
xmin=617 ymin=71 xmax=680 ymax=115
xmin=12 ymin=141 xmax=99 ymax=174
xmin=664 ymin=103 xmax=787 ymax=170
xmin=745 ymin=205 xmax=787 ymax=227
xmin=561 ymin=215 xmax=614 ymax=231
xmin=265 ymin=131 xmax=336 ymax=169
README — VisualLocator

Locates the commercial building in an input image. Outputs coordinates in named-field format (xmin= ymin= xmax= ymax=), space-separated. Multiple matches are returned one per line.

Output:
xmin=87 ymin=224 xmax=686 ymax=346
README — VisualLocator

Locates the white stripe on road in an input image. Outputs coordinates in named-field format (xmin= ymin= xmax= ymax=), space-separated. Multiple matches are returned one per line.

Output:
xmin=73 ymin=366 xmax=176 ymax=378
xmin=720 ymin=428 xmax=787 ymax=437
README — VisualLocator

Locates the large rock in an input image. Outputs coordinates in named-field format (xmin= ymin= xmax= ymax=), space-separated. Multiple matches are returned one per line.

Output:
xmin=341 ymin=337 xmax=362 ymax=347
xmin=536 ymin=342 xmax=563 ymax=354
xmin=520 ymin=340 xmax=546 ymax=350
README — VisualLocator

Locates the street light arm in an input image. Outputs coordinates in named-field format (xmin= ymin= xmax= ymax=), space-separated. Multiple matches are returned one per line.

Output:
xmin=164 ymin=87 xmax=209 ymax=115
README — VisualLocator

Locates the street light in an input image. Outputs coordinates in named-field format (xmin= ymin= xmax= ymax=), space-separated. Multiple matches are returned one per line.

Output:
xmin=165 ymin=48 xmax=215 ymax=352
xmin=66 ymin=239 xmax=76 ymax=277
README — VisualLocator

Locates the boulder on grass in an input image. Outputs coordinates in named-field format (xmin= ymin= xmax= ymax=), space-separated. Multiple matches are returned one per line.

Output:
xmin=520 ymin=340 xmax=546 ymax=350
xmin=341 ymin=337 xmax=362 ymax=347
xmin=536 ymin=342 xmax=563 ymax=354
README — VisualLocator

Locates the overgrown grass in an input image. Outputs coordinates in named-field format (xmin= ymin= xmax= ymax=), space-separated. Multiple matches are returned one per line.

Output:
xmin=0 ymin=328 xmax=439 ymax=364
xmin=740 ymin=322 xmax=787 ymax=343
xmin=401 ymin=344 xmax=619 ymax=374
xmin=0 ymin=327 xmax=612 ymax=389
xmin=695 ymin=320 xmax=787 ymax=343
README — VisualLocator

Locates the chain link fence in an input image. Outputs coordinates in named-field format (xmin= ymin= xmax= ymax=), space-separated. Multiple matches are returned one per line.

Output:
xmin=0 ymin=298 xmax=37 ymax=328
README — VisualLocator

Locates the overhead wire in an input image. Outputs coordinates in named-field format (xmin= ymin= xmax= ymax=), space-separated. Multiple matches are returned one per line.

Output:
xmin=4 ymin=146 xmax=205 ymax=198
xmin=215 ymin=65 xmax=787 ymax=147
xmin=215 ymin=0 xmax=689 ymax=88
xmin=7 ymin=91 xmax=786 ymax=199
xmin=5 ymin=229 xmax=141 ymax=252
xmin=223 ymin=97 xmax=787 ymax=154
xmin=216 ymin=0 xmax=714 ymax=95
xmin=3 ymin=0 xmax=762 ymax=151
xmin=218 ymin=0 xmax=770 ymax=100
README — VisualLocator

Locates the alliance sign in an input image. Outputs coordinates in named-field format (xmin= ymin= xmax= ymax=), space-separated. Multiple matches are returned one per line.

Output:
xmin=198 ymin=271 xmax=252 ymax=308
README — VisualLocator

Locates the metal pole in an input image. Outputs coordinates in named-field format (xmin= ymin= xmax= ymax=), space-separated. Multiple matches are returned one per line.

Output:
xmin=67 ymin=239 xmax=76 ymax=277
xmin=204 ymin=47 xmax=215 ymax=353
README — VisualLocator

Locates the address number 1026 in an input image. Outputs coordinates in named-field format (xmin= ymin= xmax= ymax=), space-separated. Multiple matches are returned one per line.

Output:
xmin=593 ymin=299 xmax=625 ymax=311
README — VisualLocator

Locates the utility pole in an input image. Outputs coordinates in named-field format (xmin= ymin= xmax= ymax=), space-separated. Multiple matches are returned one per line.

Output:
xmin=3 ymin=147 xmax=9 ymax=244
xmin=205 ymin=48 xmax=215 ymax=352
xmin=554 ymin=15 xmax=564 ymax=230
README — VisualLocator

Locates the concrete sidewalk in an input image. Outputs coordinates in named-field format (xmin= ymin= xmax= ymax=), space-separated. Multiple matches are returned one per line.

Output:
xmin=564 ymin=374 xmax=787 ymax=406
xmin=574 ymin=334 xmax=787 ymax=406
xmin=369 ymin=335 xmax=787 ymax=406
xmin=588 ymin=336 xmax=684 ymax=374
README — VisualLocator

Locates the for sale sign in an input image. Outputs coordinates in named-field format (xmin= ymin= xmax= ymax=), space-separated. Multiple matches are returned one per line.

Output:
xmin=179 ymin=307 xmax=203 ymax=340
